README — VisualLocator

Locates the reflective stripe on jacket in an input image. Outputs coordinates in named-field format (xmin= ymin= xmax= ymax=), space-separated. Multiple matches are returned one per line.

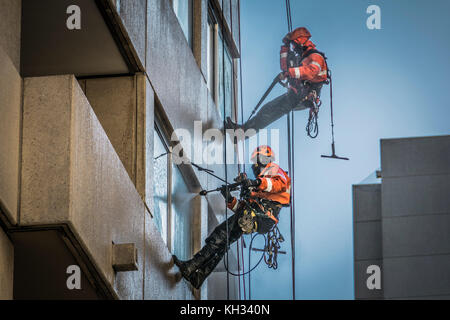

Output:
xmin=251 ymin=162 xmax=291 ymax=205
xmin=287 ymin=40 xmax=328 ymax=84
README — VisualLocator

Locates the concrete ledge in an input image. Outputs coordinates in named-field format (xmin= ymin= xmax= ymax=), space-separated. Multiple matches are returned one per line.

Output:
xmin=0 ymin=46 xmax=22 ymax=225
xmin=21 ymin=75 xmax=145 ymax=299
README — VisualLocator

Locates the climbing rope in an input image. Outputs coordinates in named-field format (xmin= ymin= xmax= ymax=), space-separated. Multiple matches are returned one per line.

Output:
xmin=306 ymin=101 xmax=320 ymax=138
xmin=285 ymin=0 xmax=297 ymax=301
xmin=219 ymin=0 xmax=231 ymax=300
xmin=237 ymin=0 xmax=248 ymax=300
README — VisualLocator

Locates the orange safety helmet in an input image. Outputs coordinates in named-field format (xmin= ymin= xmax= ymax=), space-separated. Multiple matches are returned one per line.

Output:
xmin=251 ymin=145 xmax=275 ymax=164
xmin=289 ymin=27 xmax=311 ymax=46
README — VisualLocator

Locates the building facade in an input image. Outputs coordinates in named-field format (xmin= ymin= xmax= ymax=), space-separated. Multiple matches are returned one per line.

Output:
xmin=353 ymin=135 xmax=450 ymax=299
xmin=0 ymin=0 xmax=242 ymax=300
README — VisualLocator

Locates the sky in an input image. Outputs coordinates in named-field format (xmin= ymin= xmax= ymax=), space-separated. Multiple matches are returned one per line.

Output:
xmin=238 ymin=0 xmax=450 ymax=299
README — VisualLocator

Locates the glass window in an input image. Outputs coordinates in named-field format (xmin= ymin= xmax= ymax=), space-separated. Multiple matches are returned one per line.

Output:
xmin=207 ymin=17 xmax=216 ymax=98
xmin=153 ymin=129 xmax=169 ymax=245
xmin=153 ymin=123 xmax=193 ymax=258
xmin=218 ymin=32 xmax=234 ymax=120
xmin=172 ymin=0 xmax=193 ymax=47
xmin=170 ymin=165 xmax=193 ymax=260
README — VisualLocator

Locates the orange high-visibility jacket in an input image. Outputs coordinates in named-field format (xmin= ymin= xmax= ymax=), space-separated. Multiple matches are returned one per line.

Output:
xmin=280 ymin=40 xmax=328 ymax=84
xmin=227 ymin=162 xmax=291 ymax=212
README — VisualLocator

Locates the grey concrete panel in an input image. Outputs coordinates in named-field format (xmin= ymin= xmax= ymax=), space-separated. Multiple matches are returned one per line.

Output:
xmin=137 ymin=75 xmax=155 ymax=210
xmin=193 ymin=0 xmax=208 ymax=78
xmin=381 ymin=136 xmax=450 ymax=178
xmin=117 ymin=0 xmax=147 ymax=67
xmin=70 ymin=76 xmax=144 ymax=299
xmin=147 ymin=0 xmax=208 ymax=134
xmin=354 ymin=221 xmax=382 ymax=261
xmin=0 ymin=46 xmax=22 ymax=225
xmin=0 ymin=227 xmax=13 ymax=300
xmin=382 ymin=174 xmax=450 ymax=217
xmin=0 ymin=0 xmax=21 ymax=70
xmin=21 ymin=75 xmax=145 ymax=299
xmin=383 ymin=254 xmax=450 ymax=299
xmin=354 ymin=260 xmax=384 ymax=300
xmin=21 ymin=75 xmax=72 ymax=225
xmin=352 ymin=184 xmax=381 ymax=222
xmin=143 ymin=210 xmax=194 ymax=300
xmin=382 ymin=213 xmax=450 ymax=258
xmin=84 ymin=76 xmax=137 ymax=183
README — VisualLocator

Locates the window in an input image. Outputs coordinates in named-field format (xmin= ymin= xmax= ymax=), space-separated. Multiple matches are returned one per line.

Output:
xmin=170 ymin=165 xmax=193 ymax=260
xmin=217 ymin=32 xmax=234 ymax=121
xmin=207 ymin=8 xmax=235 ymax=121
xmin=153 ymin=122 xmax=193 ymax=258
xmin=172 ymin=0 xmax=193 ymax=47
xmin=153 ymin=127 xmax=169 ymax=244
xmin=207 ymin=15 xmax=216 ymax=98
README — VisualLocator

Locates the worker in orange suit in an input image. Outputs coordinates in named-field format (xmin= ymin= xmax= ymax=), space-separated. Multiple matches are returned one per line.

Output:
xmin=226 ymin=27 xmax=329 ymax=132
xmin=173 ymin=146 xmax=290 ymax=289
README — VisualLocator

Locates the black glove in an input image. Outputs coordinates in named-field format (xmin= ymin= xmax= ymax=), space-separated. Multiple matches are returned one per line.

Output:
xmin=234 ymin=172 xmax=248 ymax=183
xmin=242 ymin=178 xmax=261 ymax=190
xmin=220 ymin=185 xmax=233 ymax=203
xmin=282 ymin=33 xmax=291 ymax=45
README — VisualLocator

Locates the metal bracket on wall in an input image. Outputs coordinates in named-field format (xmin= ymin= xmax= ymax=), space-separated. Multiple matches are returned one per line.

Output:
xmin=112 ymin=243 xmax=139 ymax=272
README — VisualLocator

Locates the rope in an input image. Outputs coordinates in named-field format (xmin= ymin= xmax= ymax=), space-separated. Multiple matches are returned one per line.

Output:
xmin=223 ymin=233 xmax=266 ymax=278
xmin=329 ymin=70 xmax=336 ymax=145
xmin=219 ymin=0 xmax=230 ymax=300
xmin=237 ymin=0 xmax=248 ymax=300
xmin=285 ymin=0 xmax=296 ymax=301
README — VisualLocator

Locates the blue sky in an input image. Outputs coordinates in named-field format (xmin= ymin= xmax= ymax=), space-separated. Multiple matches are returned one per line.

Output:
xmin=238 ymin=0 xmax=450 ymax=299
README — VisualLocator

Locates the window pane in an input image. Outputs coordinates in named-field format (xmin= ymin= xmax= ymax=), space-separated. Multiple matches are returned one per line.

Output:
xmin=207 ymin=19 xmax=215 ymax=96
xmin=173 ymin=0 xmax=193 ymax=47
xmin=171 ymin=165 xmax=193 ymax=260
xmin=153 ymin=130 xmax=169 ymax=244
xmin=218 ymin=33 xmax=233 ymax=120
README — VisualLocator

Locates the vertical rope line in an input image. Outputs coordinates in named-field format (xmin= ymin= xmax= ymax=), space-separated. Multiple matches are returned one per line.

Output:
xmin=285 ymin=0 xmax=296 ymax=301
xmin=229 ymin=0 xmax=242 ymax=301
xmin=240 ymin=237 xmax=246 ymax=300
xmin=290 ymin=110 xmax=296 ymax=300
xmin=220 ymin=0 xmax=230 ymax=300
xmin=237 ymin=0 xmax=247 ymax=299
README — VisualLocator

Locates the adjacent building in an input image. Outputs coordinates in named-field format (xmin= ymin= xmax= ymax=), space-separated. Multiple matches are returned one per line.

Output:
xmin=0 ymin=0 xmax=243 ymax=299
xmin=353 ymin=135 xmax=450 ymax=299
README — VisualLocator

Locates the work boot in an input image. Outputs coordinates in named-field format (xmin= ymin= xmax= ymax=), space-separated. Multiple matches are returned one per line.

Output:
xmin=225 ymin=117 xmax=244 ymax=131
xmin=172 ymin=244 xmax=217 ymax=280
xmin=186 ymin=250 xmax=225 ymax=289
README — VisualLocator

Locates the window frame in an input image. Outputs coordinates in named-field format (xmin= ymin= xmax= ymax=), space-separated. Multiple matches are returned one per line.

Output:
xmin=208 ymin=3 xmax=236 ymax=122
xmin=153 ymin=121 xmax=173 ymax=250
xmin=171 ymin=0 xmax=194 ymax=48
xmin=153 ymin=117 xmax=194 ymax=257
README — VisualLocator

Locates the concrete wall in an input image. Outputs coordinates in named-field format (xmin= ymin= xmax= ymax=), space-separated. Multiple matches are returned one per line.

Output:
xmin=352 ymin=184 xmax=384 ymax=299
xmin=0 ymin=227 xmax=14 ymax=299
xmin=20 ymin=74 xmax=193 ymax=299
xmin=0 ymin=0 xmax=21 ymax=70
xmin=0 ymin=0 xmax=22 ymax=225
xmin=380 ymin=135 xmax=450 ymax=299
